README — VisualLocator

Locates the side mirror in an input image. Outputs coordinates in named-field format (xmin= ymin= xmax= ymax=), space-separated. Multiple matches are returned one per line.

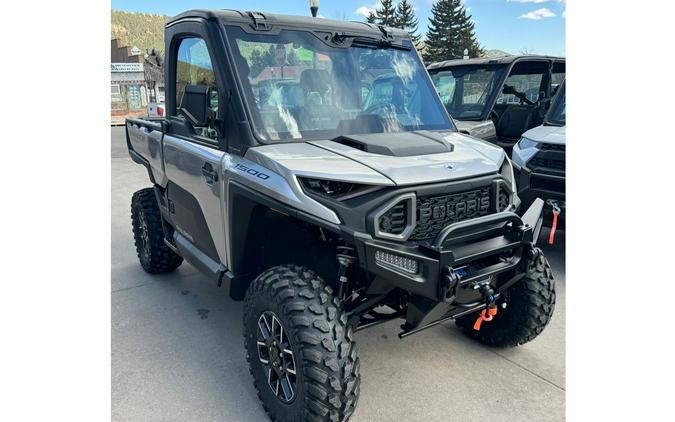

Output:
xmin=179 ymin=85 xmax=210 ymax=127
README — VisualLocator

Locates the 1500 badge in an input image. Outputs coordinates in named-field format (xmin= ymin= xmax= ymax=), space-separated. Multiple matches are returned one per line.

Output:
xmin=233 ymin=163 xmax=270 ymax=180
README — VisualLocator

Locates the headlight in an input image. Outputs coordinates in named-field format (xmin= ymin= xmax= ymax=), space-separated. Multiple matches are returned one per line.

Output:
xmin=298 ymin=177 xmax=377 ymax=201
xmin=375 ymin=250 xmax=418 ymax=274
xmin=518 ymin=137 xmax=540 ymax=150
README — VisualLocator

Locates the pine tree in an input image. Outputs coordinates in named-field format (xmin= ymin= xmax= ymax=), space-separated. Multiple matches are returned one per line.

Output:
xmin=423 ymin=0 xmax=482 ymax=63
xmin=394 ymin=0 xmax=421 ymax=46
xmin=456 ymin=8 xmax=484 ymax=58
xmin=366 ymin=11 xmax=377 ymax=24
xmin=375 ymin=0 xmax=397 ymax=27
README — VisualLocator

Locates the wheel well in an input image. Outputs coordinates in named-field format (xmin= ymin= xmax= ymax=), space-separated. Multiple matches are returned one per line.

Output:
xmin=229 ymin=193 xmax=340 ymax=299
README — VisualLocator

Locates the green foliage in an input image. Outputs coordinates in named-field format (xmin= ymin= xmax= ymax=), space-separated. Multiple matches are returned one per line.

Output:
xmin=111 ymin=10 xmax=166 ymax=54
xmin=376 ymin=0 xmax=397 ymax=27
xmin=363 ymin=1 xmax=422 ymax=51
xmin=249 ymin=46 xmax=276 ymax=77
xmin=247 ymin=44 xmax=305 ymax=78
xmin=287 ymin=49 xmax=300 ymax=66
xmin=423 ymin=0 xmax=483 ymax=64
xmin=394 ymin=0 xmax=421 ymax=46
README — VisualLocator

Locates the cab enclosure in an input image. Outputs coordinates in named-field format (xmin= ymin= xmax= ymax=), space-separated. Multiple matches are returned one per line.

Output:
xmin=427 ymin=55 xmax=565 ymax=151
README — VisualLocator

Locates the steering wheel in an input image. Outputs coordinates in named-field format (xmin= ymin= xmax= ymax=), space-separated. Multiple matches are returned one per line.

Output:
xmin=490 ymin=109 xmax=500 ymax=124
xmin=503 ymin=84 xmax=535 ymax=106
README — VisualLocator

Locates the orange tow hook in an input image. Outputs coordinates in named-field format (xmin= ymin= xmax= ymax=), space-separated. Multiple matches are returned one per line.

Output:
xmin=473 ymin=305 xmax=498 ymax=331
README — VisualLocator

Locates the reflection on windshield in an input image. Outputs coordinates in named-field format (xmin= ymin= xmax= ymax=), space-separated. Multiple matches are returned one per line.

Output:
xmin=225 ymin=26 xmax=452 ymax=141
xmin=430 ymin=67 xmax=502 ymax=120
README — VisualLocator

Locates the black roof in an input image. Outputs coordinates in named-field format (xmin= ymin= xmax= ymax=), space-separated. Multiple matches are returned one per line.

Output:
xmin=427 ymin=55 xmax=565 ymax=71
xmin=167 ymin=9 xmax=408 ymax=38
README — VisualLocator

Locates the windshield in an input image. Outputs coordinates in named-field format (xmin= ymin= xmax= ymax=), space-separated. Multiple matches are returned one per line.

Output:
xmin=430 ymin=66 xmax=505 ymax=121
xmin=545 ymin=82 xmax=565 ymax=126
xmin=225 ymin=26 xmax=453 ymax=142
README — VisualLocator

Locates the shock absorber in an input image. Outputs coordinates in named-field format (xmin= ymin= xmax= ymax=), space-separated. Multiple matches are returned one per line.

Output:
xmin=336 ymin=245 xmax=356 ymax=301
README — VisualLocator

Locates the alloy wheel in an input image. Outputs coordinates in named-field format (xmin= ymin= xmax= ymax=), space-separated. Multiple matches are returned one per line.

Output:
xmin=257 ymin=311 xmax=297 ymax=403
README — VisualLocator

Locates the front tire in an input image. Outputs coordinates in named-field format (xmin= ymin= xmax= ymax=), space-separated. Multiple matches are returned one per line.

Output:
xmin=243 ymin=265 xmax=360 ymax=422
xmin=131 ymin=188 xmax=183 ymax=274
xmin=455 ymin=247 xmax=556 ymax=347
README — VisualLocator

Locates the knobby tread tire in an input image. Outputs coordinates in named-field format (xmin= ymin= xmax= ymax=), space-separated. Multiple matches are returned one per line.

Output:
xmin=131 ymin=188 xmax=183 ymax=274
xmin=243 ymin=265 xmax=360 ymax=422
xmin=455 ymin=247 xmax=556 ymax=347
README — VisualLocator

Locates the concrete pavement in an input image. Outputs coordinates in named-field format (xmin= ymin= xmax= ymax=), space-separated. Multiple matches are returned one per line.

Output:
xmin=111 ymin=127 xmax=565 ymax=421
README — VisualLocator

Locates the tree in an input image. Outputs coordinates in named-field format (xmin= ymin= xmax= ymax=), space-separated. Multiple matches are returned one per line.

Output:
xmin=394 ymin=0 xmax=421 ymax=46
xmin=286 ymin=49 xmax=299 ymax=66
xmin=249 ymin=46 xmax=275 ymax=77
xmin=423 ymin=0 xmax=483 ymax=63
xmin=456 ymin=8 xmax=483 ymax=59
xmin=366 ymin=11 xmax=377 ymax=24
xmin=375 ymin=0 xmax=397 ymax=27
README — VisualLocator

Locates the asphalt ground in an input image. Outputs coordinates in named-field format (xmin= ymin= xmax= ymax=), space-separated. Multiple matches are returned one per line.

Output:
xmin=112 ymin=127 xmax=565 ymax=421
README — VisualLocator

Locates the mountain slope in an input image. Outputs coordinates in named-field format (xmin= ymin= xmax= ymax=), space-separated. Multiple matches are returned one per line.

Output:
xmin=111 ymin=10 xmax=167 ymax=54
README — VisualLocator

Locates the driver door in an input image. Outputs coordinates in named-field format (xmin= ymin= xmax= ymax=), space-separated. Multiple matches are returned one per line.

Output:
xmin=162 ymin=32 xmax=230 ymax=272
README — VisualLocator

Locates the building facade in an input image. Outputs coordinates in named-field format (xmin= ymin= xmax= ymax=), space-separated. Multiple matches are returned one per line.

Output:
xmin=111 ymin=39 xmax=164 ymax=117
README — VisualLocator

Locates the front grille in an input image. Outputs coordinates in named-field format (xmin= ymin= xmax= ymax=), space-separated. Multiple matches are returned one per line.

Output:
xmin=410 ymin=187 xmax=491 ymax=241
xmin=529 ymin=155 xmax=565 ymax=172
xmin=378 ymin=201 xmax=408 ymax=235
xmin=497 ymin=189 xmax=510 ymax=212
xmin=541 ymin=143 xmax=565 ymax=152
xmin=531 ymin=175 xmax=565 ymax=194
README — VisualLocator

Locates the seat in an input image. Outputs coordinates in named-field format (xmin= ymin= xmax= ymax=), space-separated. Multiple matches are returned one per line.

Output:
xmin=298 ymin=69 xmax=340 ymax=130
xmin=496 ymin=105 xmax=535 ymax=142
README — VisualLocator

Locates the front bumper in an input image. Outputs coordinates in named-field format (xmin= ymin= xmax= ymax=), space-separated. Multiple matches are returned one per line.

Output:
xmin=513 ymin=162 xmax=566 ymax=212
xmin=353 ymin=198 xmax=545 ymax=305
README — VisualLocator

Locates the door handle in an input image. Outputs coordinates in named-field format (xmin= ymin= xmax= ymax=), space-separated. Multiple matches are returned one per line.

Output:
xmin=201 ymin=163 xmax=219 ymax=183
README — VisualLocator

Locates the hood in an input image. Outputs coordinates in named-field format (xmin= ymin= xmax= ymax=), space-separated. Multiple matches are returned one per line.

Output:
xmin=522 ymin=125 xmax=566 ymax=145
xmin=454 ymin=120 xmax=497 ymax=140
xmin=308 ymin=130 xmax=505 ymax=186
xmin=247 ymin=131 xmax=505 ymax=188
xmin=245 ymin=142 xmax=395 ymax=186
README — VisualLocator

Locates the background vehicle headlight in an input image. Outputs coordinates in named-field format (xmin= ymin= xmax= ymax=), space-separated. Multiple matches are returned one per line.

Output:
xmin=500 ymin=158 xmax=518 ymax=195
xmin=518 ymin=137 xmax=540 ymax=150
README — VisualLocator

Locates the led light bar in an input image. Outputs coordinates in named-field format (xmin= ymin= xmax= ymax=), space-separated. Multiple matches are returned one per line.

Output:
xmin=375 ymin=250 xmax=418 ymax=274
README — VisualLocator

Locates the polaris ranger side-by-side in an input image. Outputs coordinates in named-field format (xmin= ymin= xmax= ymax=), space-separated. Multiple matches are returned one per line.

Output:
xmin=427 ymin=55 xmax=565 ymax=151
xmin=125 ymin=10 xmax=555 ymax=422
xmin=513 ymin=80 xmax=566 ymax=233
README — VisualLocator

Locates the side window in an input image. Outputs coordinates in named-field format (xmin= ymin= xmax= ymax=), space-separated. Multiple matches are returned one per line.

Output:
xmin=175 ymin=37 xmax=218 ymax=140
xmin=551 ymin=62 xmax=566 ymax=94
xmin=496 ymin=62 xmax=547 ymax=105
xmin=431 ymin=72 xmax=456 ymax=106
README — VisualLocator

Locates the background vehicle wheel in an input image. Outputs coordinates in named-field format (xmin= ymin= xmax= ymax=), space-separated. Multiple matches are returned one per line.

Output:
xmin=131 ymin=188 xmax=183 ymax=274
xmin=455 ymin=247 xmax=555 ymax=347
xmin=243 ymin=265 xmax=360 ymax=422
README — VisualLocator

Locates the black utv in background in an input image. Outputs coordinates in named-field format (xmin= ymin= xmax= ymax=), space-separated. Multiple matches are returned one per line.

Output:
xmin=427 ymin=55 xmax=565 ymax=151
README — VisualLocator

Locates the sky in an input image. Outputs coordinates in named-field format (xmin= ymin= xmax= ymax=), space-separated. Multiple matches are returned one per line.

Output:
xmin=111 ymin=0 xmax=565 ymax=56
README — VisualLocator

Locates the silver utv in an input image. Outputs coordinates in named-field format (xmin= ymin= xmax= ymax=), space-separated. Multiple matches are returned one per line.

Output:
xmin=125 ymin=9 xmax=555 ymax=422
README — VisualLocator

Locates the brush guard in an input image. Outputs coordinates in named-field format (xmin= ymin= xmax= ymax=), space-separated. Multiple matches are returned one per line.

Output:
xmin=354 ymin=198 xmax=546 ymax=338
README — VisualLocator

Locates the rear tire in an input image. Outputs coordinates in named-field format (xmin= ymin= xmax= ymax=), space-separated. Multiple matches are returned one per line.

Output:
xmin=243 ymin=265 xmax=360 ymax=422
xmin=455 ymin=247 xmax=555 ymax=347
xmin=131 ymin=188 xmax=183 ymax=274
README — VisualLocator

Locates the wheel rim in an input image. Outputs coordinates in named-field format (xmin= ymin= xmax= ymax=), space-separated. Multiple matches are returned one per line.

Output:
xmin=257 ymin=311 xmax=297 ymax=403
xmin=138 ymin=211 xmax=150 ymax=258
